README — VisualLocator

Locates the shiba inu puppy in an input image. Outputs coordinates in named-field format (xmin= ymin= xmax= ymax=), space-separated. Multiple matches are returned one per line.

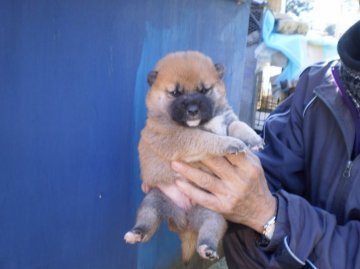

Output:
xmin=124 ymin=51 xmax=262 ymax=263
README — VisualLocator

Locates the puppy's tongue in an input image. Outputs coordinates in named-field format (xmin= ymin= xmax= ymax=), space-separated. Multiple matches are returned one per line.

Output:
xmin=186 ymin=119 xmax=201 ymax=127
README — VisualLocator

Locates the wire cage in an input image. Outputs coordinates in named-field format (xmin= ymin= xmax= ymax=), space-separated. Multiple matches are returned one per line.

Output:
xmin=253 ymin=69 xmax=281 ymax=131
xmin=248 ymin=2 xmax=296 ymax=132
xmin=253 ymin=66 xmax=295 ymax=132
xmin=246 ymin=2 xmax=267 ymax=46
xmin=248 ymin=2 xmax=266 ymax=35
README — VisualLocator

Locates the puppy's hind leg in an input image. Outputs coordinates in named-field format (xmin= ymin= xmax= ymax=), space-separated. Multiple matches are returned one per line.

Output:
xmin=190 ymin=207 xmax=227 ymax=261
xmin=124 ymin=189 xmax=163 ymax=244
xmin=124 ymin=188 xmax=187 ymax=244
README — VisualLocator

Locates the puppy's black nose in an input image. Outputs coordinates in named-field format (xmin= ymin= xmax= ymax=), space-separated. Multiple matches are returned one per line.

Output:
xmin=187 ymin=104 xmax=199 ymax=116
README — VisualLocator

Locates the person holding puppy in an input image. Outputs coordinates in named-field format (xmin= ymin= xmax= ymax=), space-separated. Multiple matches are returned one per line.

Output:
xmin=171 ymin=20 xmax=360 ymax=268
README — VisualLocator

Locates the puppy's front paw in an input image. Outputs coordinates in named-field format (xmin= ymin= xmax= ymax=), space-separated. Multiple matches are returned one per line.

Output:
xmin=228 ymin=120 xmax=263 ymax=150
xmin=247 ymin=135 xmax=264 ymax=151
xmin=224 ymin=138 xmax=247 ymax=155
xmin=124 ymin=228 xmax=144 ymax=244
xmin=197 ymin=244 xmax=219 ymax=261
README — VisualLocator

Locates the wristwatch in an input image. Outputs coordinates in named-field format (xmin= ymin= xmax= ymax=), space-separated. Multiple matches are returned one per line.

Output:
xmin=256 ymin=215 xmax=276 ymax=247
xmin=263 ymin=215 xmax=276 ymax=240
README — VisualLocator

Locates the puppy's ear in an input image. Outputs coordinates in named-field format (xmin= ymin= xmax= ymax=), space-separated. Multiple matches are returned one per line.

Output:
xmin=214 ymin=64 xmax=225 ymax=79
xmin=147 ymin=71 xmax=158 ymax=86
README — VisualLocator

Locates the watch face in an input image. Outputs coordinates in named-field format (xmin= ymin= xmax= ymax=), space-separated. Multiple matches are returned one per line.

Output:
xmin=263 ymin=216 xmax=276 ymax=240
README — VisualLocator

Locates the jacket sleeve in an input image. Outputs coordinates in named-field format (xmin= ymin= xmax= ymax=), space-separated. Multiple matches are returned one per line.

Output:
xmin=224 ymin=63 xmax=360 ymax=269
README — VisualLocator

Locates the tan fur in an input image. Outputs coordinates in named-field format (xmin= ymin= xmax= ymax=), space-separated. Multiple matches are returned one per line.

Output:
xmin=179 ymin=230 xmax=198 ymax=263
xmin=146 ymin=52 xmax=227 ymax=119
xmin=125 ymin=51 xmax=263 ymax=264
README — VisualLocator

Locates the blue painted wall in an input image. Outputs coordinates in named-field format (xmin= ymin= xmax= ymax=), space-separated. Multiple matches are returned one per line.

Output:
xmin=0 ymin=1 xmax=249 ymax=268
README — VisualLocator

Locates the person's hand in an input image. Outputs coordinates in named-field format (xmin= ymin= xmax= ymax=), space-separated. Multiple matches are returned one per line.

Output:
xmin=171 ymin=150 xmax=277 ymax=233
xmin=141 ymin=182 xmax=194 ymax=210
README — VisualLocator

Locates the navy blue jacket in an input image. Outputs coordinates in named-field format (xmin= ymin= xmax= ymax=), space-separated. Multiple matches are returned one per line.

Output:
xmin=224 ymin=60 xmax=360 ymax=268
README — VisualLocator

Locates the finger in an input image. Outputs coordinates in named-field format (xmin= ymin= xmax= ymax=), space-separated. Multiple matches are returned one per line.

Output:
xmin=175 ymin=180 xmax=217 ymax=211
xmin=171 ymin=161 xmax=221 ymax=193
xmin=201 ymin=156 xmax=237 ymax=182
xmin=141 ymin=182 xmax=151 ymax=193
xmin=158 ymin=183 xmax=192 ymax=210
xmin=225 ymin=149 xmax=259 ymax=167
xmin=225 ymin=150 xmax=248 ymax=166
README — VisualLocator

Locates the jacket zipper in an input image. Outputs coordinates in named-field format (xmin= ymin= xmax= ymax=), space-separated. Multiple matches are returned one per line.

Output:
xmin=332 ymin=160 xmax=353 ymax=221
xmin=314 ymin=90 xmax=355 ymax=221
xmin=343 ymin=160 xmax=353 ymax=178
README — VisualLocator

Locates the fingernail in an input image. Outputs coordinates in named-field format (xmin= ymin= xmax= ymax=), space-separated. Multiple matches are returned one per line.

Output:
xmin=175 ymin=180 xmax=184 ymax=188
xmin=171 ymin=161 xmax=182 ymax=171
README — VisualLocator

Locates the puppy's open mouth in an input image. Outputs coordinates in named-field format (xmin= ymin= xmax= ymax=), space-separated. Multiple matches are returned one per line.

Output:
xmin=186 ymin=119 xmax=201 ymax=127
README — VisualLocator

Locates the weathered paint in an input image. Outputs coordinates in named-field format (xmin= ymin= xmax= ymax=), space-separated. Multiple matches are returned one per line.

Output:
xmin=0 ymin=1 xmax=249 ymax=268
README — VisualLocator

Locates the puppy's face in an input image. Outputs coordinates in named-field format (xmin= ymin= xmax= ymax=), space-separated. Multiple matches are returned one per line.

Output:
xmin=146 ymin=51 xmax=226 ymax=127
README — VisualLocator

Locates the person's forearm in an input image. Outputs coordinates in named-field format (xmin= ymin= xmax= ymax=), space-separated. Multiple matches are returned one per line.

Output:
xmin=225 ymin=189 xmax=360 ymax=268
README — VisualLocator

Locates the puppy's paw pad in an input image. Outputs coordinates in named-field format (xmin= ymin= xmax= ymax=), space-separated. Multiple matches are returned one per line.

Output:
xmin=197 ymin=244 xmax=219 ymax=261
xmin=124 ymin=229 xmax=144 ymax=244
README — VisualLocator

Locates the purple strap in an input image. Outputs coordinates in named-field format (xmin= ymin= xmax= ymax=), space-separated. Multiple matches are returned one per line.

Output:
xmin=332 ymin=66 xmax=360 ymax=158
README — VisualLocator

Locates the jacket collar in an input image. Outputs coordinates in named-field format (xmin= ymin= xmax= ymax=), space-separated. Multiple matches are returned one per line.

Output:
xmin=314 ymin=82 xmax=355 ymax=158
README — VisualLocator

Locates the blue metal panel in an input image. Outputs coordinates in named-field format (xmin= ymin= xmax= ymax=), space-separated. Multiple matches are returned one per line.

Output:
xmin=0 ymin=1 xmax=249 ymax=268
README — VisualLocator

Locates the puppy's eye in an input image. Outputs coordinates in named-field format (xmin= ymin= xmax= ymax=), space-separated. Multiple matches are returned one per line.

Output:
xmin=169 ymin=89 xmax=182 ymax=97
xmin=169 ymin=84 xmax=182 ymax=97
xmin=198 ymin=86 xmax=212 ymax=94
